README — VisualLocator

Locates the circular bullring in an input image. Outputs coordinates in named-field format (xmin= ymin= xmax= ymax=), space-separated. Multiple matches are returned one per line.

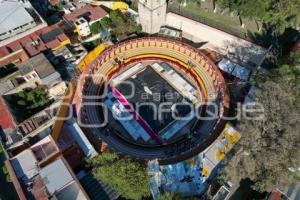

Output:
xmin=79 ymin=37 xmax=229 ymax=164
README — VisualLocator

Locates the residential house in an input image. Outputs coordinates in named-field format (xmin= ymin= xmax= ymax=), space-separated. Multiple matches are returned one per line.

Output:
xmin=0 ymin=24 xmax=71 ymax=67
xmin=63 ymin=5 xmax=108 ymax=39
xmin=0 ymin=53 xmax=66 ymax=96
xmin=5 ymin=135 xmax=90 ymax=200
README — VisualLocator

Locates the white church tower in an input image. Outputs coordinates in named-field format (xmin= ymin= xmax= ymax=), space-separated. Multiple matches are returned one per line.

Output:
xmin=138 ymin=0 xmax=167 ymax=34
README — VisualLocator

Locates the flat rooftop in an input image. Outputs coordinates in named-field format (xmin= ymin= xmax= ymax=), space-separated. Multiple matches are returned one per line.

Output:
xmin=0 ymin=1 xmax=34 ymax=35
xmin=115 ymin=66 xmax=192 ymax=134
xmin=18 ymin=54 xmax=56 ymax=78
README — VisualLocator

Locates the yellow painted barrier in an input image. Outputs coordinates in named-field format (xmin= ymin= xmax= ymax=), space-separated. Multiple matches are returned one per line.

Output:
xmin=78 ymin=43 xmax=110 ymax=72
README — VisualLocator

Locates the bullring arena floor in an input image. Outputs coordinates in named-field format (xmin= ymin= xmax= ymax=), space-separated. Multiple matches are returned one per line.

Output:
xmin=78 ymin=37 xmax=230 ymax=164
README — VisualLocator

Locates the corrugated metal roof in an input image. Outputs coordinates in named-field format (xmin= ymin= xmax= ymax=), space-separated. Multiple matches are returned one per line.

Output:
xmin=17 ymin=53 xmax=57 ymax=79
xmin=55 ymin=182 xmax=88 ymax=200
xmin=11 ymin=149 xmax=39 ymax=182
xmin=0 ymin=1 xmax=34 ymax=34
xmin=67 ymin=121 xmax=97 ymax=158
xmin=18 ymin=64 xmax=34 ymax=76
xmin=41 ymin=71 xmax=62 ymax=86
xmin=40 ymin=159 xmax=73 ymax=195
xmin=80 ymin=173 xmax=119 ymax=200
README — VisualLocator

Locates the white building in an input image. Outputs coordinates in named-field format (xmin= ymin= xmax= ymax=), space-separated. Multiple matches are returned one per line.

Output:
xmin=63 ymin=2 xmax=76 ymax=14
xmin=0 ymin=0 xmax=47 ymax=46
xmin=75 ymin=17 xmax=91 ymax=37
xmin=138 ymin=0 xmax=167 ymax=34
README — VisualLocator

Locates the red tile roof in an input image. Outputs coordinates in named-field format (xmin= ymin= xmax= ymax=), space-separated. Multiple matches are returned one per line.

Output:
xmin=0 ymin=24 xmax=69 ymax=59
xmin=36 ymin=25 xmax=55 ymax=35
xmin=0 ymin=49 xmax=29 ymax=67
xmin=0 ymin=97 xmax=16 ymax=130
xmin=63 ymin=5 xmax=108 ymax=24
xmin=0 ymin=47 xmax=10 ymax=57
xmin=19 ymin=36 xmax=32 ymax=46
xmin=7 ymin=41 xmax=23 ymax=52
xmin=25 ymin=45 xmax=40 ymax=57
xmin=57 ymin=33 xmax=68 ymax=42
xmin=45 ymin=39 xmax=60 ymax=49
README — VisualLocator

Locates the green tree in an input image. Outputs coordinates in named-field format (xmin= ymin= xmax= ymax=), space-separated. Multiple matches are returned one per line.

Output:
xmin=217 ymin=0 xmax=269 ymax=28
xmin=53 ymin=1 xmax=63 ymax=11
xmin=17 ymin=88 xmax=53 ymax=115
xmin=108 ymin=10 xmax=143 ymax=40
xmin=262 ymin=0 xmax=300 ymax=33
xmin=90 ymin=10 xmax=142 ymax=40
xmin=2 ymin=166 xmax=11 ymax=183
xmin=275 ymin=51 xmax=300 ymax=105
xmin=87 ymin=152 xmax=151 ymax=200
xmin=90 ymin=17 xmax=113 ymax=35
xmin=158 ymin=192 xmax=178 ymax=200
xmin=90 ymin=21 xmax=102 ymax=35
xmin=221 ymin=52 xmax=300 ymax=192
xmin=217 ymin=0 xmax=300 ymax=33
xmin=100 ymin=17 xmax=111 ymax=30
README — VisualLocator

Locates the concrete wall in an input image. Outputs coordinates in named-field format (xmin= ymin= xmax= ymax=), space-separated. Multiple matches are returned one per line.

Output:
xmin=138 ymin=0 xmax=167 ymax=34
xmin=166 ymin=12 xmax=267 ymax=66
